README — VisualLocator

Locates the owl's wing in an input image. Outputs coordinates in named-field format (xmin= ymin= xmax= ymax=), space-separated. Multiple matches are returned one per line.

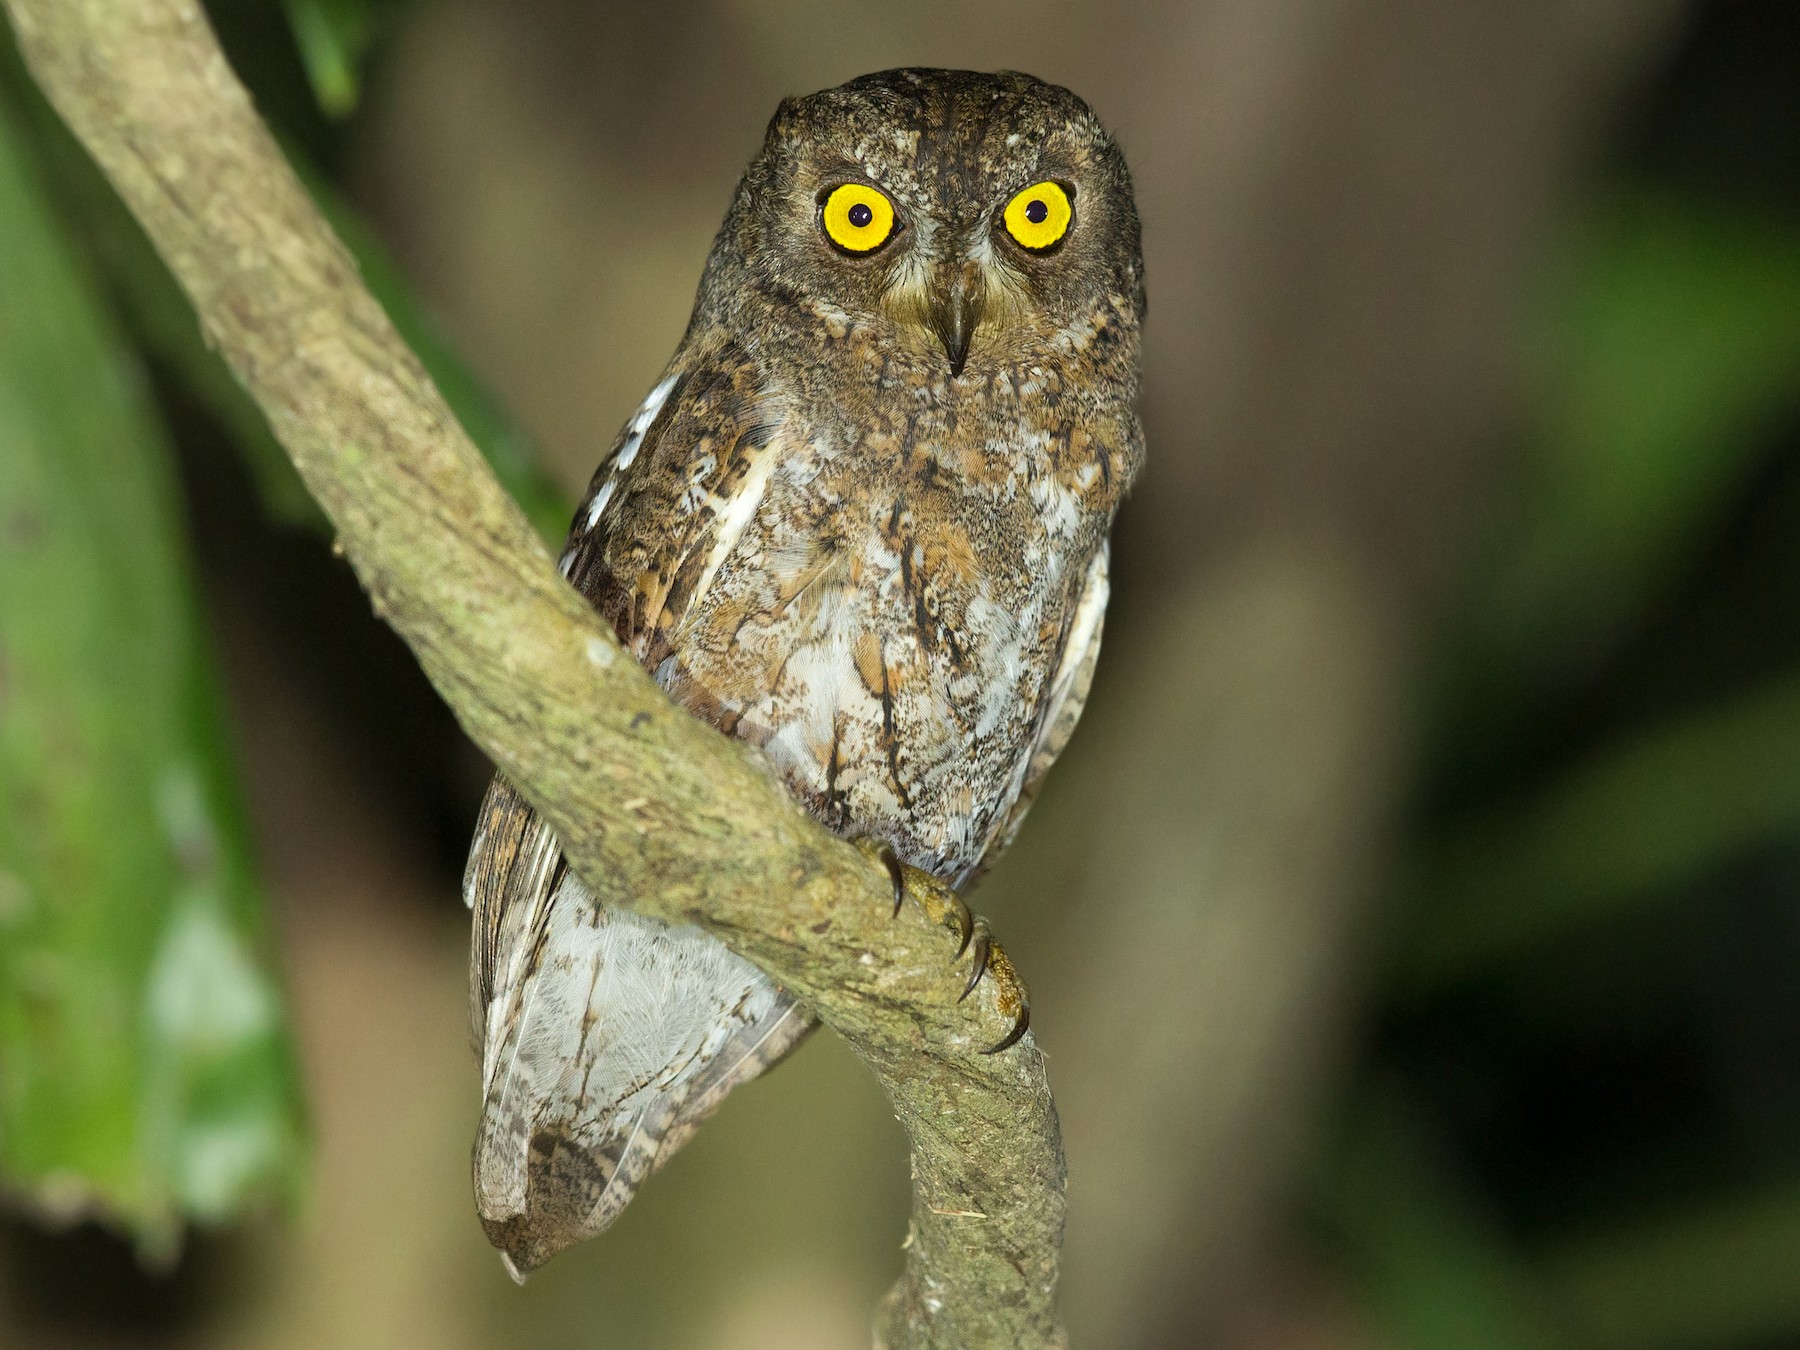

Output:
xmin=961 ymin=540 xmax=1110 ymax=883
xmin=560 ymin=343 xmax=787 ymax=673
xmin=467 ymin=357 xmax=812 ymax=1278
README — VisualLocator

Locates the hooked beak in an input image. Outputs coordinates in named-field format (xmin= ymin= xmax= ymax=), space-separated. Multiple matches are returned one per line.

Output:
xmin=925 ymin=261 xmax=986 ymax=378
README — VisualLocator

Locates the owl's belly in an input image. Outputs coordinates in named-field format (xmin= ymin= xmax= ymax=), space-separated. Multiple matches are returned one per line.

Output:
xmin=656 ymin=507 xmax=1077 ymax=880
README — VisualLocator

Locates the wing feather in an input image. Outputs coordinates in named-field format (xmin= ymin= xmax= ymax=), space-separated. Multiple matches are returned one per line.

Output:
xmin=466 ymin=355 xmax=815 ymax=1276
xmin=961 ymin=540 xmax=1111 ymax=882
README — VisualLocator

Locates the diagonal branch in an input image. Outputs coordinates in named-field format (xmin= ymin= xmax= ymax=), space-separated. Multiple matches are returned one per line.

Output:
xmin=1 ymin=1 xmax=1066 ymax=1345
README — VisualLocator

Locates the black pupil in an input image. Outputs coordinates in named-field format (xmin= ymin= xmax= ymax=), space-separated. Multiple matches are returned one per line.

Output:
xmin=848 ymin=202 xmax=873 ymax=228
xmin=1025 ymin=198 xmax=1049 ymax=224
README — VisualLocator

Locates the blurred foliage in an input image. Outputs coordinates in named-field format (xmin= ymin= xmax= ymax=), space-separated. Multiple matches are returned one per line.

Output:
xmin=1454 ymin=195 xmax=1800 ymax=706
xmin=1410 ymin=669 xmax=1800 ymax=983
xmin=1546 ymin=1181 xmax=1800 ymax=1350
xmin=1391 ymin=192 xmax=1800 ymax=995
xmin=303 ymin=162 xmax=573 ymax=544
xmin=1326 ymin=25 xmax=1800 ymax=1343
xmin=1328 ymin=1089 xmax=1570 ymax=1350
xmin=0 ymin=18 xmax=569 ymax=545
xmin=0 ymin=0 xmax=566 ymax=1261
xmin=0 ymin=95 xmax=304 ymax=1260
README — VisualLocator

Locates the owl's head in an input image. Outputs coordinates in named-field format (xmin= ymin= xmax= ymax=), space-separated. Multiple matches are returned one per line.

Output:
xmin=714 ymin=69 xmax=1143 ymax=381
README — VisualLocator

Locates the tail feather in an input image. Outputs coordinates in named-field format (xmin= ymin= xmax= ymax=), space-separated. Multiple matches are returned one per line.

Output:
xmin=469 ymin=847 xmax=810 ymax=1275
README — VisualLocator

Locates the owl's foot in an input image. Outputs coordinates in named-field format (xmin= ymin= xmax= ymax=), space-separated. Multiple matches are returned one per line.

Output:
xmin=947 ymin=889 xmax=976 ymax=957
xmin=968 ymin=928 xmax=1031 ymax=1055
xmin=868 ymin=839 xmax=975 ymax=955
xmin=958 ymin=920 xmax=991 ymax=1000
xmin=874 ymin=840 xmax=908 ymax=917
xmin=859 ymin=840 xmax=1029 ymax=1055
xmin=869 ymin=840 xmax=975 ymax=946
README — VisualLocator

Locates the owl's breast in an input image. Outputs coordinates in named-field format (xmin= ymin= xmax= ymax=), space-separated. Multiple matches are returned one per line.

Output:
xmin=656 ymin=410 xmax=1115 ymax=879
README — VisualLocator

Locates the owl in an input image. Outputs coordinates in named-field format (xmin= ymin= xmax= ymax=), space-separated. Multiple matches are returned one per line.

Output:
xmin=465 ymin=68 xmax=1144 ymax=1277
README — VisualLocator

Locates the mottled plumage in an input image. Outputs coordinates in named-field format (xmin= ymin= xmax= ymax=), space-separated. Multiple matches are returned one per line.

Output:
xmin=467 ymin=68 xmax=1144 ymax=1277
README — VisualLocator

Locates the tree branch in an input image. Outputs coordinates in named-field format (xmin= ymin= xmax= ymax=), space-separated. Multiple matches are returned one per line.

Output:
xmin=1 ymin=1 xmax=1066 ymax=1344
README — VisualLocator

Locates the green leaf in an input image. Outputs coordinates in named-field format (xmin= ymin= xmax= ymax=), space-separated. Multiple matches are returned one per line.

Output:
xmin=0 ymin=93 xmax=304 ymax=1259
xmin=0 ymin=30 xmax=322 ymax=528
xmin=283 ymin=0 xmax=377 ymax=120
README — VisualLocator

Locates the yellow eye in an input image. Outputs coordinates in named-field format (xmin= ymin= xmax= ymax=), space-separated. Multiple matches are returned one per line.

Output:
xmin=1002 ymin=180 xmax=1073 ymax=252
xmin=821 ymin=182 xmax=897 ymax=253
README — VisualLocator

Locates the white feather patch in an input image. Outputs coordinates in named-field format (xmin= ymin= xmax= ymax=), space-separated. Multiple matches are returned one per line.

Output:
xmin=579 ymin=372 xmax=682 ymax=534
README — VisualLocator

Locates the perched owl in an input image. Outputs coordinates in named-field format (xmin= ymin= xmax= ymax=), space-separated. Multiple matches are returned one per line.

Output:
xmin=465 ymin=68 xmax=1144 ymax=1277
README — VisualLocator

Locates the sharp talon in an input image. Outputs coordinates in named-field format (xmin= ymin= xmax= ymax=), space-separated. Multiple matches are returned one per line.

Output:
xmin=959 ymin=926 xmax=991 ymax=1002
xmin=949 ymin=894 xmax=974 ymax=958
xmin=981 ymin=998 xmax=1030 ymax=1055
xmin=877 ymin=842 xmax=905 ymax=917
